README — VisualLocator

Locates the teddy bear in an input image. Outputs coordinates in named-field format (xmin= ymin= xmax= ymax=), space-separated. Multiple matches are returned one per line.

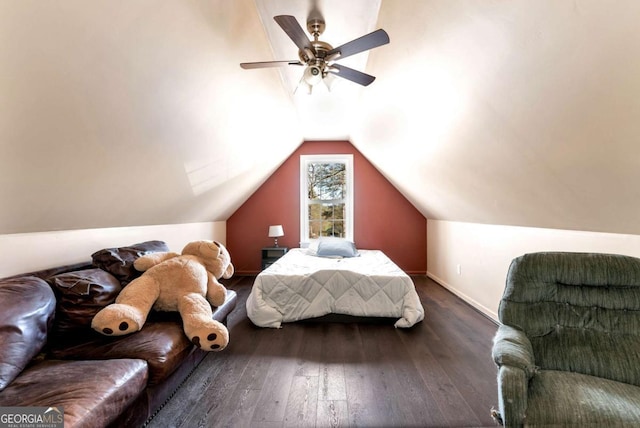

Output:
xmin=91 ymin=240 xmax=234 ymax=351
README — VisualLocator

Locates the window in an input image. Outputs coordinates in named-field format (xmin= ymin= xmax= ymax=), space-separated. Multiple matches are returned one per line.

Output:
xmin=300 ymin=154 xmax=354 ymax=243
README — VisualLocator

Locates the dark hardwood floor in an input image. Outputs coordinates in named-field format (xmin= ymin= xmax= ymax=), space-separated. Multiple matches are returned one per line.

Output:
xmin=147 ymin=276 xmax=499 ymax=428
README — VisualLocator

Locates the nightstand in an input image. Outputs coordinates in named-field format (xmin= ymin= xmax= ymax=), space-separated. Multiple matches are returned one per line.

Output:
xmin=261 ymin=247 xmax=288 ymax=270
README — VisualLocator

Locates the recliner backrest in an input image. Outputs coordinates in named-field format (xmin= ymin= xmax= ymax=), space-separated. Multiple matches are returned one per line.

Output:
xmin=499 ymin=252 xmax=640 ymax=386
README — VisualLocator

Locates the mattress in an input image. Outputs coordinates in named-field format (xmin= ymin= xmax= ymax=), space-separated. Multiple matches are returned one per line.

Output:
xmin=246 ymin=248 xmax=425 ymax=328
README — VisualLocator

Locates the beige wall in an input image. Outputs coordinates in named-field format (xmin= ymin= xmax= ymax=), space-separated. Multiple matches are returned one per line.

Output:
xmin=0 ymin=221 xmax=225 ymax=278
xmin=427 ymin=219 xmax=640 ymax=321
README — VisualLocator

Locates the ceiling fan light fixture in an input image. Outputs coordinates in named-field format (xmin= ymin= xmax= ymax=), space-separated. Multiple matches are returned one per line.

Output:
xmin=303 ymin=65 xmax=323 ymax=86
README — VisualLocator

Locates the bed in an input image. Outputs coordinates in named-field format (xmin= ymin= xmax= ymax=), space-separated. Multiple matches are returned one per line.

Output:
xmin=246 ymin=247 xmax=425 ymax=328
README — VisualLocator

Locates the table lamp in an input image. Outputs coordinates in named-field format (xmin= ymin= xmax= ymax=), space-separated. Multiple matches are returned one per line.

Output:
xmin=268 ymin=225 xmax=284 ymax=247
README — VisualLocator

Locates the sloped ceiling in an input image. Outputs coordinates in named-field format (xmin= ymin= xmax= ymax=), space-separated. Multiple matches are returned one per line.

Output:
xmin=356 ymin=0 xmax=640 ymax=235
xmin=2 ymin=1 xmax=640 ymax=235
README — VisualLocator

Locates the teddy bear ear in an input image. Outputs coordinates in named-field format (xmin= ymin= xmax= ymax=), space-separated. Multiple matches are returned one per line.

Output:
xmin=223 ymin=262 xmax=234 ymax=279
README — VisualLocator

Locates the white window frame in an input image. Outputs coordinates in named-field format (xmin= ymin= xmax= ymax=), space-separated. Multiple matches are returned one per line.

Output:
xmin=300 ymin=154 xmax=354 ymax=245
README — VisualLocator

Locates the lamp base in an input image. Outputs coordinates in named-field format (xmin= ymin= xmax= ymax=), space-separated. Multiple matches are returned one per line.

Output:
xmin=273 ymin=238 xmax=279 ymax=248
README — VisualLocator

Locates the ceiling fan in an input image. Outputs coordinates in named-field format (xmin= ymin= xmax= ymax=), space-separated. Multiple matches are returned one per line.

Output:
xmin=240 ymin=14 xmax=389 ymax=93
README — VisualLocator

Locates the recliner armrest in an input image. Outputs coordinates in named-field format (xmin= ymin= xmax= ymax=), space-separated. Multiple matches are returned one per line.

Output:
xmin=492 ymin=325 xmax=537 ymax=427
xmin=496 ymin=365 xmax=528 ymax=427
xmin=492 ymin=324 xmax=537 ymax=378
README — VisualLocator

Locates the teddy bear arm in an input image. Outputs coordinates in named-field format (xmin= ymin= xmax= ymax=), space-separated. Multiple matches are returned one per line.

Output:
xmin=134 ymin=251 xmax=180 ymax=272
xmin=116 ymin=275 xmax=160 ymax=308
xmin=177 ymin=293 xmax=229 ymax=351
xmin=92 ymin=276 xmax=160 ymax=336
xmin=206 ymin=272 xmax=227 ymax=307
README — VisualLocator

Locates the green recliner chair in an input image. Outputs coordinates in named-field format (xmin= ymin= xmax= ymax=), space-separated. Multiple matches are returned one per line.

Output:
xmin=492 ymin=252 xmax=640 ymax=426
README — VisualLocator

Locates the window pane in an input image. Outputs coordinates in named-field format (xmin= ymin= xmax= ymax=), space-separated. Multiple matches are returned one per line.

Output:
xmin=309 ymin=220 xmax=321 ymax=239
xmin=308 ymin=163 xmax=346 ymax=201
xmin=320 ymin=220 xmax=344 ymax=237
xmin=321 ymin=204 xmax=334 ymax=220
xmin=333 ymin=221 xmax=344 ymax=237
xmin=309 ymin=204 xmax=322 ymax=221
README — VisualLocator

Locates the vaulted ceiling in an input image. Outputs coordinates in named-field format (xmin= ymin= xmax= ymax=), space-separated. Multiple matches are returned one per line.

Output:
xmin=2 ymin=1 xmax=639 ymax=235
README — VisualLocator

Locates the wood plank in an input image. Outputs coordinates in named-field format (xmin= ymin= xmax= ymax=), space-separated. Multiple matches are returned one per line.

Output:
xmin=283 ymin=375 xmax=319 ymax=427
xmin=397 ymin=321 xmax=483 ymax=426
xmin=316 ymin=400 xmax=349 ymax=428
xmin=250 ymin=325 xmax=305 ymax=425
xmin=317 ymin=323 xmax=348 ymax=402
xmin=294 ymin=323 xmax=322 ymax=377
xmin=342 ymin=325 xmax=414 ymax=427
xmin=379 ymin=327 xmax=451 ymax=427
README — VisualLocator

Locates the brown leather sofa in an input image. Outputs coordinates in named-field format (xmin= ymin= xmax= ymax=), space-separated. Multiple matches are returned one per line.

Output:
xmin=0 ymin=241 xmax=237 ymax=428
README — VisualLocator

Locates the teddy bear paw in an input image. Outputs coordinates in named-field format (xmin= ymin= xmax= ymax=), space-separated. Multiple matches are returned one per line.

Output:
xmin=189 ymin=326 xmax=229 ymax=352
xmin=98 ymin=317 xmax=139 ymax=336
xmin=91 ymin=304 xmax=143 ymax=336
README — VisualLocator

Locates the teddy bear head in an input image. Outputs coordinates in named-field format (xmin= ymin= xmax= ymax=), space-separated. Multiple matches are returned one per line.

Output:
xmin=181 ymin=240 xmax=234 ymax=280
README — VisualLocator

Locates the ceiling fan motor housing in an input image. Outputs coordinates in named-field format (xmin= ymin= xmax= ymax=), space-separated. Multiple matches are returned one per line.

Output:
xmin=298 ymin=40 xmax=332 ymax=63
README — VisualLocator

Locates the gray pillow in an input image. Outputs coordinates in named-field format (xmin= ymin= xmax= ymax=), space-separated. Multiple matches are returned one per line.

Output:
xmin=316 ymin=240 xmax=359 ymax=258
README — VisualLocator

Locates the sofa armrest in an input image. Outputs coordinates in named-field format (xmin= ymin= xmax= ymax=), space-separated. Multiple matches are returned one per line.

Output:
xmin=492 ymin=325 xmax=537 ymax=426
xmin=492 ymin=325 xmax=537 ymax=378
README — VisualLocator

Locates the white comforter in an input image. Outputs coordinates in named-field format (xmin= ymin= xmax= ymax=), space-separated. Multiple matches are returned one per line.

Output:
xmin=246 ymin=249 xmax=425 ymax=328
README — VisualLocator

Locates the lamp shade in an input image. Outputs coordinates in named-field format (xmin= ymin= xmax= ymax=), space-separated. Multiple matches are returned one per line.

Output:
xmin=268 ymin=225 xmax=284 ymax=238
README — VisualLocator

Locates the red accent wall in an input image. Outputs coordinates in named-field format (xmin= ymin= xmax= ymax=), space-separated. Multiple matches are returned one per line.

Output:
xmin=227 ymin=141 xmax=426 ymax=274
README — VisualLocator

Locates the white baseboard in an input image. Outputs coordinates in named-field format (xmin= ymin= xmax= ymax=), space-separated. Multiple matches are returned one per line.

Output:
xmin=426 ymin=272 xmax=499 ymax=323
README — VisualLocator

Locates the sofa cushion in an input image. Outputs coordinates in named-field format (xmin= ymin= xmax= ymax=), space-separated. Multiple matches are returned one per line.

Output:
xmin=47 ymin=268 xmax=121 ymax=338
xmin=526 ymin=370 xmax=640 ymax=426
xmin=48 ymin=319 xmax=192 ymax=386
xmin=91 ymin=240 xmax=169 ymax=285
xmin=0 ymin=276 xmax=56 ymax=392
xmin=0 ymin=359 xmax=148 ymax=428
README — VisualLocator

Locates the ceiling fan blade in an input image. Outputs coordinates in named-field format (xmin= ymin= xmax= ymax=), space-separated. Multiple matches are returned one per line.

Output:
xmin=327 ymin=64 xmax=376 ymax=86
xmin=274 ymin=15 xmax=316 ymax=58
xmin=240 ymin=60 xmax=303 ymax=69
xmin=326 ymin=29 xmax=390 ymax=61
